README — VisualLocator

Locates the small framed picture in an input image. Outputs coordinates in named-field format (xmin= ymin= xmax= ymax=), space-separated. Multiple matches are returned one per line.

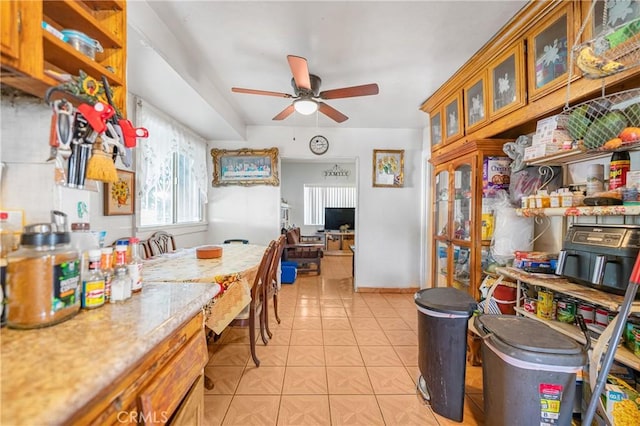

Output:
xmin=104 ymin=169 xmax=135 ymax=216
xmin=373 ymin=149 xmax=404 ymax=188
xmin=211 ymin=147 xmax=280 ymax=186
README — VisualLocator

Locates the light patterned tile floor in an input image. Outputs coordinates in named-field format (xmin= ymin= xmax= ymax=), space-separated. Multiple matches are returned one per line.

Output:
xmin=205 ymin=255 xmax=484 ymax=425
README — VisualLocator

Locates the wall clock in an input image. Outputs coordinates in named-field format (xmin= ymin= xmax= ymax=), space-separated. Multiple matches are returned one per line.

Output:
xmin=309 ymin=135 xmax=329 ymax=155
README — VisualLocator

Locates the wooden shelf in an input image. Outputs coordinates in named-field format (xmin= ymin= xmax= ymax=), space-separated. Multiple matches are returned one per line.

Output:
xmin=514 ymin=307 xmax=640 ymax=371
xmin=496 ymin=267 xmax=640 ymax=312
xmin=43 ymin=0 xmax=123 ymax=48
xmin=516 ymin=205 xmax=640 ymax=217
xmin=81 ymin=0 xmax=125 ymax=11
xmin=43 ymin=30 xmax=123 ymax=86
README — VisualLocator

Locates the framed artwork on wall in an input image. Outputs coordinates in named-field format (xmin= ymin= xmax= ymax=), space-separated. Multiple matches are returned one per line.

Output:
xmin=373 ymin=149 xmax=404 ymax=188
xmin=211 ymin=147 xmax=280 ymax=186
xmin=104 ymin=169 xmax=135 ymax=216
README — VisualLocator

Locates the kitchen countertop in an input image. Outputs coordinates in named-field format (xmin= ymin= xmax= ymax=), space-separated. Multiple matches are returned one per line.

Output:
xmin=0 ymin=281 xmax=220 ymax=426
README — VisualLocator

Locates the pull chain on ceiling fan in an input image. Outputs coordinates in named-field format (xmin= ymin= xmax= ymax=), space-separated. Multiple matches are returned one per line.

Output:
xmin=231 ymin=55 xmax=379 ymax=123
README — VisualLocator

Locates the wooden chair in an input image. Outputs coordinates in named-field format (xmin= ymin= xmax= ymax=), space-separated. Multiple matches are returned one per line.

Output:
xmin=282 ymin=227 xmax=323 ymax=274
xmin=227 ymin=240 xmax=276 ymax=367
xmin=223 ymin=239 xmax=249 ymax=244
xmin=264 ymin=234 xmax=286 ymax=339
xmin=111 ymin=238 xmax=151 ymax=259
xmin=147 ymin=231 xmax=176 ymax=257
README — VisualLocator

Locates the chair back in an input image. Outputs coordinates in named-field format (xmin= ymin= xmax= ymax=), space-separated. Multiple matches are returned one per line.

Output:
xmin=251 ymin=241 xmax=276 ymax=304
xmin=223 ymin=239 xmax=249 ymax=244
xmin=147 ymin=231 xmax=176 ymax=257
xmin=269 ymin=235 xmax=286 ymax=285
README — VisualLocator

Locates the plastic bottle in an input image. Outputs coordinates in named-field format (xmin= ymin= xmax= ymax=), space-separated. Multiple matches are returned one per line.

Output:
xmin=110 ymin=244 xmax=131 ymax=303
xmin=100 ymin=247 xmax=114 ymax=302
xmin=70 ymin=222 xmax=99 ymax=286
xmin=609 ymin=151 xmax=630 ymax=190
xmin=81 ymin=249 xmax=105 ymax=309
xmin=549 ymin=191 xmax=560 ymax=208
xmin=0 ymin=212 xmax=18 ymax=327
xmin=128 ymin=237 xmax=143 ymax=293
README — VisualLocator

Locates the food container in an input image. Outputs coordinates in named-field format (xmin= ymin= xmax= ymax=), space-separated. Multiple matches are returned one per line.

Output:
xmin=557 ymin=298 xmax=576 ymax=324
xmin=6 ymin=223 xmax=81 ymax=329
xmin=523 ymin=297 xmax=537 ymax=314
xmin=196 ymin=245 xmax=223 ymax=259
xmin=577 ymin=302 xmax=595 ymax=324
xmin=595 ymin=307 xmax=610 ymax=327
xmin=61 ymin=29 xmax=103 ymax=60
xmin=537 ymin=289 xmax=554 ymax=320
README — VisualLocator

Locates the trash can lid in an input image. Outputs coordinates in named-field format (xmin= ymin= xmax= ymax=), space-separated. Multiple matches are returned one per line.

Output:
xmin=476 ymin=315 xmax=584 ymax=355
xmin=414 ymin=287 xmax=477 ymax=315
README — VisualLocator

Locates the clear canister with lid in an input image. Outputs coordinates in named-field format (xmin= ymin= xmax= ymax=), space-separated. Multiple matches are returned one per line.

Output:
xmin=6 ymin=223 xmax=81 ymax=329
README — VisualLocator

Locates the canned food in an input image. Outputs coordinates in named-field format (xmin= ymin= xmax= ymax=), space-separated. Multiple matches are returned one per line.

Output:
xmin=577 ymin=303 xmax=595 ymax=324
xmin=524 ymin=298 xmax=537 ymax=313
xmin=556 ymin=299 xmax=576 ymax=324
xmin=537 ymin=290 xmax=554 ymax=320
xmin=595 ymin=307 xmax=609 ymax=327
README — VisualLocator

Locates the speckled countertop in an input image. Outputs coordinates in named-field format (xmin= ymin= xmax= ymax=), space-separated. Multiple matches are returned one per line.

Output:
xmin=0 ymin=282 xmax=220 ymax=426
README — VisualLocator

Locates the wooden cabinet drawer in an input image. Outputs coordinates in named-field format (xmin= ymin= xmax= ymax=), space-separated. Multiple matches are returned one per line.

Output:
xmin=138 ymin=331 xmax=208 ymax=424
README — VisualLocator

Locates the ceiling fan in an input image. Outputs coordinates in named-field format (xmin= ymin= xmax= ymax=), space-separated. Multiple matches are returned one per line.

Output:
xmin=231 ymin=55 xmax=379 ymax=123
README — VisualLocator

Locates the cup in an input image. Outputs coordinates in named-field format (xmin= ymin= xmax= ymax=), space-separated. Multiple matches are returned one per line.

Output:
xmin=586 ymin=164 xmax=604 ymax=196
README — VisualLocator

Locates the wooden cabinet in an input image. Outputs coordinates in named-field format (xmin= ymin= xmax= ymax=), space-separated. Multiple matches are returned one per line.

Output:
xmin=172 ymin=375 xmax=205 ymax=426
xmin=464 ymin=70 xmax=489 ymax=133
xmin=526 ymin=2 xmax=578 ymax=101
xmin=429 ymin=109 xmax=443 ymax=150
xmin=488 ymin=41 xmax=526 ymax=120
xmin=430 ymin=139 xmax=511 ymax=299
xmin=443 ymin=91 xmax=464 ymax=144
xmin=0 ymin=0 xmax=127 ymax=114
xmin=67 ymin=313 xmax=208 ymax=425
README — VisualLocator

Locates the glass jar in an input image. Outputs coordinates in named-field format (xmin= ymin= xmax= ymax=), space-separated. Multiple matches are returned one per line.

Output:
xmin=6 ymin=223 xmax=80 ymax=329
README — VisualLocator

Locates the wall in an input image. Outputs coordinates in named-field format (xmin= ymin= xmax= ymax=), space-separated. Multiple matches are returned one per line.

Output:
xmin=0 ymin=93 xmax=207 ymax=250
xmin=281 ymin=160 xmax=356 ymax=235
xmin=209 ymin=125 xmax=424 ymax=289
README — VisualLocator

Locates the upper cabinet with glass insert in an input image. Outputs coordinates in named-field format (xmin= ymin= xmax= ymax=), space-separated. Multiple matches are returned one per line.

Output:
xmin=488 ymin=42 xmax=526 ymax=119
xmin=583 ymin=0 xmax=640 ymax=41
xmin=444 ymin=91 xmax=464 ymax=144
xmin=527 ymin=2 xmax=577 ymax=100
xmin=430 ymin=108 xmax=444 ymax=150
xmin=464 ymin=71 xmax=489 ymax=133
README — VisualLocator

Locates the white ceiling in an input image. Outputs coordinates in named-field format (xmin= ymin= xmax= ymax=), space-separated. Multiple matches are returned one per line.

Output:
xmin=127 ymin=1 xmax=527 ymax=141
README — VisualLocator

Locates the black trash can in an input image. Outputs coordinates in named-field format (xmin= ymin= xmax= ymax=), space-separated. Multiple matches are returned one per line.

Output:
xmin=414 ymin=287 xmax=477 ymax=422
xmin=474 ymin=315 xmax=587 ymax=426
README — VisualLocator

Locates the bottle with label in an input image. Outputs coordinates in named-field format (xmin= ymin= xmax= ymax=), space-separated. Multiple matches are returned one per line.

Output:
xmin=81 ymin=249 xmax=105 ymax=309
xmin=0 ymin=212 xmax=18 ymax=327
xmin=128 ymin=237 xmax=143 ymax=293
xmin=6 ymin=223 xmax=80 ymax=328
xmin=100 ymin=247 xmax=114 ymax=302
xmin=110 ymin=244 xmax=131 ymax=303
xmin=609 ymin=151 xmax=631 ymax=190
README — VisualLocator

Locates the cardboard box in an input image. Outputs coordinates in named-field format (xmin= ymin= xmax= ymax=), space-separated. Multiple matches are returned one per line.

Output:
xmin=482 ymin=156 xmax=511 ymax=194
xmin=535 ymin=129 xmax=572 ymax=145
xmin=524 ymin=143 xmax=562 ymax=160
xmin=536 ymin=114 xmax=569 ymax=135
xmin=627 ymin=171 xmax=640 ymax=190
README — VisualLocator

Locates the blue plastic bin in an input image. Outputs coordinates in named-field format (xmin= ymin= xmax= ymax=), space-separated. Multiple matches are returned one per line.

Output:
xmin=281 ymin=261 xmax=297 ymax=284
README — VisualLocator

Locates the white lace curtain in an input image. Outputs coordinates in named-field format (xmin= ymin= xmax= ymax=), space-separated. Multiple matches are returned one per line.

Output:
xmin=135 ymin=98 xmax=208 ymax=204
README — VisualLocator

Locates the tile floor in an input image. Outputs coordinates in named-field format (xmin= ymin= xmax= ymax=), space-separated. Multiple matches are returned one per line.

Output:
xmin=204 ymin=255 xmax=484 ymax=425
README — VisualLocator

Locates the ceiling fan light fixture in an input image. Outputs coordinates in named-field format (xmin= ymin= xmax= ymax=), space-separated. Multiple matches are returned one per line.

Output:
xmin=293 ymin=98 xmax=318 ymax=115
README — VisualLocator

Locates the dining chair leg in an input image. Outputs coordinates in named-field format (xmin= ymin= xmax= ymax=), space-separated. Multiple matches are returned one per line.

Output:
xmin=273 ymin=292 xmax=281 ymax=324
xmin=259 ymin=306 xmax=269 ymax=345
xmin=248 ymin=312 xmax=260 ymax=367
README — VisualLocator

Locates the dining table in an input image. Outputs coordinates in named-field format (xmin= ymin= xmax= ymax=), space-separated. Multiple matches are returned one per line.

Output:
xmin=143 ymin=243 xmax=267 ymax=334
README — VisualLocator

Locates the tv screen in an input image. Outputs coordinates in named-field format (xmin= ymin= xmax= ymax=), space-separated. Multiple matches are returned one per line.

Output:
xmin=324 ymin=208 xmax=355 ymax=231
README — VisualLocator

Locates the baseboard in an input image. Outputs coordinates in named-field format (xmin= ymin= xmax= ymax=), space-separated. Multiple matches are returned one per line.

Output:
xmin=356 ymin=287 xmax=419 ymax=294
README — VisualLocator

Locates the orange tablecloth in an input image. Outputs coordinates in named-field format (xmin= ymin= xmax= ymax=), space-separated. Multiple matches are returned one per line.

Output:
xmin=143 ymin=244 xmax=266 ymax=333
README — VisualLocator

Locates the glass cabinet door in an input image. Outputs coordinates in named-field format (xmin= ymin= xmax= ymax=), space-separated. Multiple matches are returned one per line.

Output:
xmin=453 ymin=163 xmax=472 ymax=242
xmin=435 ymin=240 xmax=449 ymax=287
xmin=434 ymin=169 xmax=449 ymax=238
xmin=452 ymin=244 xmax=471 ymax=290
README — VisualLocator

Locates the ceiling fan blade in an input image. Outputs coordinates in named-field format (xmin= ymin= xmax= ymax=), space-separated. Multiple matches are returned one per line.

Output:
xmin=287 ymin=55 xmax=311 ymax=90
xmin=318 ymin=102 xmax=348 ymax=123
xmin=272 ymin=104 xmax=295 ymax=121
xmin=319 ymin=83 xmax=379 ymax=99
xmin=232 ymin=87 xmax=293 ymax=98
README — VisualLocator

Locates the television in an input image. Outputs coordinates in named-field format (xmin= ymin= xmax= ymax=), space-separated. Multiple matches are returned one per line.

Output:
xmin=324 ymin=208 xmax=355 ymax=231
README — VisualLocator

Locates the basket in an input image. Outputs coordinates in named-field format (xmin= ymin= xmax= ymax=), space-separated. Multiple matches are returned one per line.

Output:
xmin=573 ymin=18 xmax=640 ymax=80
xmin=561 ymin=88 xmax=640 ymax=151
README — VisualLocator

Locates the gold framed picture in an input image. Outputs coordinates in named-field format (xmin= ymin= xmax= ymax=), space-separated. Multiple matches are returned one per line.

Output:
xmin=104 ymin=169 xmax=135 ymax=216
xmin=373 ymin=149 xmax=404 ymax=188
xmin=211 ymin=147 xmax=279 ymax=186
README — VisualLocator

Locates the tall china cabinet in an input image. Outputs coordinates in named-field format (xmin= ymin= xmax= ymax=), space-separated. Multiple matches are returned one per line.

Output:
xmin=431 ymin=139 xmax=511 ymax=300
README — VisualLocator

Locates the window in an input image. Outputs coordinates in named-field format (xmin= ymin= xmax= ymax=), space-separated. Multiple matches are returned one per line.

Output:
xmin=136 ymin=99 xmax=208 ymax=227
xmin=304 ymin=184 xmax=356 ymax=226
